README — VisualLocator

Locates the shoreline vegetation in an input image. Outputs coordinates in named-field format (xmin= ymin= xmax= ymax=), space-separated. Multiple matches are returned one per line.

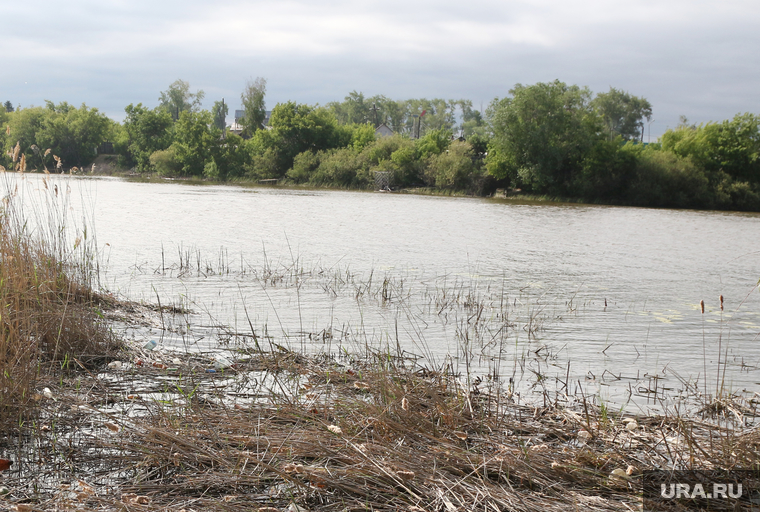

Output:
xmin=2 ymin=79 xmax=760 ymax=211
xmin=2 ymin=179 xmax=760 ymax=510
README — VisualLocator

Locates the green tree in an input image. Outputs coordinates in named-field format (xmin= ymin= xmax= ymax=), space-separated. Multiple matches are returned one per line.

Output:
xmin=416 ymin=128 xmax=451 ymax=159
xmin=489 ymin=80 xmax=601 ymax=193
xmin=592 ymin=87 xmax=652 ymax=141
xmin=240 ymin=77 xmax=267 ymax=136
xmin=208 ymin=133 xmax=249 ymax=180
xmin=403 ymin=98 xmax=457 ymax=136
xmin=36 ymin=101 xmax=112 ymax=168
xmin=3 ymin=101 xmax=12 ymax=113
xmin=378 ymin=97 xmax=408 ymax=134
xmin=349 ymin=123 xmax=376 ymax=151
xmin=328 ymin=91 xmax=372 ymax=125
xmin=171 ymin=110 xmax=219 ymax=176
xmin=257 ymin=101 xmax=341 ymax=175
xmin=572 ymin=138 xmax=638 ymax=199
xmin=211 ymin=100 xmax=229 ymax=131
xmin=456 ymin=99 xmax=487 ymax=138
xmin=5 ymin=107 xmax=46 ymax=163
xmin=388 ymin=145 xmax=421 ymax=186
xmin=661 ymin=113 xmax=760 ymax=184
xmin=122 ymin=103 xmax=174 ymax=170
xmin=329 ymin=93 xmax=406 ymax=129
xmin=158 ymin=79 xmax=205 ymax=120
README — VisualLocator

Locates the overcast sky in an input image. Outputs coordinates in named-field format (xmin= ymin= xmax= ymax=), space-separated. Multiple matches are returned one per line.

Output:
xmin=3 ymin=0 xmax=758 ymax=138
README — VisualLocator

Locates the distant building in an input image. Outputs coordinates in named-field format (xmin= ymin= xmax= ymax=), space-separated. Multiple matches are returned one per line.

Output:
xmin=234 ymin=110 xmax=271 ymax=126
xmin=230 ymin=110 xmax=272 ymax=136
xmin=375 ymin=123 xmax=393 ymax=138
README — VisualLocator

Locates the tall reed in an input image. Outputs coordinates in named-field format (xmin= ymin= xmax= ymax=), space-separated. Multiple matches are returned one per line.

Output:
xmin=0 ymin=172 xmax=115 ymax=432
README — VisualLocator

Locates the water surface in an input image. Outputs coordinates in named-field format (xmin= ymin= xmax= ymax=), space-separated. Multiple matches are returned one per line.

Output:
xmin=8 ymin=174 xmax=760 ymax=411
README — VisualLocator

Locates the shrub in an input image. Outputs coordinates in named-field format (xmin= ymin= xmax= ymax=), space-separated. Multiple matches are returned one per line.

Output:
xmin=149 ymin=144 xmax=182 ymax=176
xmin=287 ymin=151 xmax=320 ymax=184
xmin=363 ymin=134 xmax=412 ymax=166
xmin=626 ymin=149 xmax=711 ymax=208
xmin=311 ymin=148 xmax=370 ymax=188
xmin=389 ymin=145 xmax=422 ymax=186
xmin=573 ymin=138 xmax=637 ymax=200
xmin=246 ymin=148 xmax=280 ymax=180
xmin=424 ymin=141 xmax=476 ymax=189
xmin=416 ymin=128 xmax=451 ymax=159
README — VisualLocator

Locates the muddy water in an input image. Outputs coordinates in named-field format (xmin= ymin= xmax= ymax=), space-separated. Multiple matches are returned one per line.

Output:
xmin=7 ymin=173 xmax=760 ymax=410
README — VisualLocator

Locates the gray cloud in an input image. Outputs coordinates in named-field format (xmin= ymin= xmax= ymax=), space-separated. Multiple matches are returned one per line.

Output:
xmin=2 ymin=0 xmax=758 ymax=137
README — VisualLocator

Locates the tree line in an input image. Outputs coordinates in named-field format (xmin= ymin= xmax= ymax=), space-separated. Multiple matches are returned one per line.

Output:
xmin=2 ymin=78 xmax=759 ymax=210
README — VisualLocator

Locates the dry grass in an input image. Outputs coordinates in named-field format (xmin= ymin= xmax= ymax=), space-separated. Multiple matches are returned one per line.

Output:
xmin=1 ymin=345 xmax=758 ymax=511
xmin=0 ymin=173 xmax=118 ymax=433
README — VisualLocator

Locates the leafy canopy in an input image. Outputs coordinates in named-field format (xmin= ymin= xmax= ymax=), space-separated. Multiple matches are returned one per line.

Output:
xmin=240 ymin=77 xmax=267 ymax=136
xmin=592 ymin=87 xmax=652 ymax=141
xmin=122 ymin=103 xmax=174 ymax=170
xmin=490 ymin=80 xmax=601 ymax=192
xmin=158 ymin=79 xmax=205 ymax=120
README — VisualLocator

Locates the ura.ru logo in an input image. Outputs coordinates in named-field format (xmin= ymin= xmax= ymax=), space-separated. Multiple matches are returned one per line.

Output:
xmin=661 ymin=482 xmax=743 ymax=499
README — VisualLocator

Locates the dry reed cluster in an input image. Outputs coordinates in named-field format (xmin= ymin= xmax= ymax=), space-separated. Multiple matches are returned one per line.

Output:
xmin=1 ymin=345 xmax=757 ymax=511
xmin=0 ymin=174 xmax=117 ymax=432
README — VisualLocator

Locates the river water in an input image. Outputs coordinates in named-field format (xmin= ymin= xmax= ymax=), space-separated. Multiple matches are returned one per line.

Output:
xmin=7 ymin=173 xmax=760 ymax=411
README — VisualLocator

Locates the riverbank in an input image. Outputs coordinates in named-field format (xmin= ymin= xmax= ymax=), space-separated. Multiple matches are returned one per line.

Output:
xmin=1 ymin=335 xmax=758 ymax=511
xmin=78 ymin=164 xmax=754 ymax=213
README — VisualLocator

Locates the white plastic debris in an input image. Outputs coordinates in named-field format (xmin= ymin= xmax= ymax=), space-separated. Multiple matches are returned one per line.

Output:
xmin=214 ymin=356 xmax=233 ymax=370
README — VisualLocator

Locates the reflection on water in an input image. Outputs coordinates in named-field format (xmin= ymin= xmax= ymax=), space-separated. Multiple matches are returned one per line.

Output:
xmin=6 ymin=173 xmax=760 ymax=411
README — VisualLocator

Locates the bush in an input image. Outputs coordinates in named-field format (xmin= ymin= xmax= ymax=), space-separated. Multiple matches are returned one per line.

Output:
xmin=424 ymin=141 xmax=476 ymax=189
xmin=149 ymin=145 xmax=182 ymax=176
xmin=715 ymin=176 xmax=760 ymax=210
xmin=311 ymin=148 xmax=370 ymax=188
xmin=389 ymin=145 xmax=422 ymax=186
xmin=416 ymin=128 xmax=451 ymax=159
xmin=364 ymin=134 xmax=412 ymax=165
xmin=203 ymin=159 xmax=220 ymax=180
xmin=246 ymin=148 xmax=280 ymax=180
xmin=573 ymin=139 xmax=637 ymax=200
xmin=626 ymin=149 xmax=711 ymax=208
xmin=350 ymin=123 xmax=377 ymax=151
xmin=287 ymin=151 xmax=320 ymax=184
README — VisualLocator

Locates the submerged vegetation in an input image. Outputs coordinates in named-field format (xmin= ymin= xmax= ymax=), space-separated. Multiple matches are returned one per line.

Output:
xmin=3 ymin=79 xmax=760 ymax=209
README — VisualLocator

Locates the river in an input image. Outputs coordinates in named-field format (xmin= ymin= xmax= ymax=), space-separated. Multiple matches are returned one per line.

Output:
xmin=7 ymin=173 xmax=760 ymax=412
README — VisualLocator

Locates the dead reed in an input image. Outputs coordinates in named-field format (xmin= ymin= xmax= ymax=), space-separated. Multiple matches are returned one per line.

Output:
xmin=1 ymin=343 xmax=757 ymax=511
xmin=0 ymin=174 xmax=118 ymax=433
